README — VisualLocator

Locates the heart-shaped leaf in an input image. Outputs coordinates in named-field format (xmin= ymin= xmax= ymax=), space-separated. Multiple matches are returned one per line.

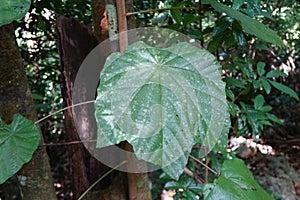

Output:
xmin=95 ymin=41 xmax=227 ymax=179
xmin=203 ymin=158 xmax=274 ymax=200
xmin=0 ymin=114 xmax=40 ymax=184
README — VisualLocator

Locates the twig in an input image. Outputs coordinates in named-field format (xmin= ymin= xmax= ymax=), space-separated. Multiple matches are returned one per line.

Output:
xmin=116 ymin=0 xmax=128 ymax=52
xmin=189 ymin=155 xmax=219 ymax=176
xmin=78 ymin=160 xmax=128 ymax=200
xmin=183 ymin=167 xmax=205 ymax=184
xmin=38 ymin=140 xmax=97 ymax=147
xmin=34 ymin=100 xmax=95 ymax=125
xmin=205 ymin=154 xmax=209 ymax=182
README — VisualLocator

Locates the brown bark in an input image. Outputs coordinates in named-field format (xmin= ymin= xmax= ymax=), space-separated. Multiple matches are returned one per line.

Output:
xmin=0 ymin=23 xmax=56 ymax=199
xmin=56 ymin=15 xmax=128 ymax=199
xmin=56 ymin=16 xmax=98 ymax=199
xmin=92 ymin=0 xmax=108 ymax=42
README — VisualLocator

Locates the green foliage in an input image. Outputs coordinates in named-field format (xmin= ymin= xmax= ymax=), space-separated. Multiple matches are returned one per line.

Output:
xmin=234 ymin=97 xmax=280 ymax=137
xmin=95 ymin=41 xmax=227 ymax=179
xmin=203 ymin=158 xmax=273 ymax=200
xmin=203 ymin=0 xmax=284 ymax=47
xmin=0 ymin=114 xmax=40 ymax=184
xmin=0 ymin=0 xmax=30 ymax=26
xmin=165 ymin=175 xmax=203 ymax=199
xmin=225 ymin=58 xmax=297 ymax=136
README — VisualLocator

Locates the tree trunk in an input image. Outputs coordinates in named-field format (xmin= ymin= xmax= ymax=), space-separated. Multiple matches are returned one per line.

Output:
xmin=56 ymin=15 xmax=128 ymax=199
xmin=0 ymin=23 xmax=56 ymax=200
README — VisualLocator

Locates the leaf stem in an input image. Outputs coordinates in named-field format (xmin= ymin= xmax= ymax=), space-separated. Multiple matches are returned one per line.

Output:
xmin=189 ymin=155 xmax=218 ymax=175
xmin=77 ymin=160 xmax=127 ymax=200
xmin=34 ymin=100 xmax=96 ymax=125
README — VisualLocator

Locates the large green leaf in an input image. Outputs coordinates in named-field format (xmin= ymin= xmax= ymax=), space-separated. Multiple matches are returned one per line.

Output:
xmin=0 ymin=0 xmax=31 ymax=27
xmin=95 ymin=41 xmax=227 ymax=179
xmin=203 ymin=0 xmax=284 ymax=47
xmin=0 ymin=114 xmax=40 ymax=184
xmin=203 ymin=158 xmax=274 ymax=200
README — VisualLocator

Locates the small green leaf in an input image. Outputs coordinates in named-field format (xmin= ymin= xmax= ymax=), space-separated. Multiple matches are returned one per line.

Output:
xmin=259 ymin=105 xmax=272 ymax=112
xmin=170 ymin=10 xmax=182 ymax=24
xmin=266 ymin=113 xmax=282 ymax=125
xmin=261 ymin=79 xmax=271 ymax=94
xmin=203 ymin=158 xmax=274 ymax=200
xmin=0 ymin=0 xmax=31 ymax=26
xmin=187 ymin=29 xmax=203 ymax=40
xmin=223 ymin=77 xmax=246 ymax=88
xmin=204 ymin=0 xmax=284 ymax=47
xmin=252 ymin=80 xmax=260 ymax=89
xmin=266 ymin=70 xmax=287 ymax=78
xmin=225 ymin=88 xmax=235 ymax=100
xmin=269 ymin=80 xmax=299 ymax=100
xmin=0 ymin=114 xmax=40 ymax=184
xmin=257 ymin=62 xmax=266 ymax=76
xmin=259 ymin=120 xmax=272 ymax=126
xmin=228 ymin=101 xmax=238 ymax=116
xmin=254 ymin=95 xmax=264 ymax=110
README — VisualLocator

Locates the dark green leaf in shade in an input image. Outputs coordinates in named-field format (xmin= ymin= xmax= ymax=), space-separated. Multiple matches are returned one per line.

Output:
xmin=183 ymin=14 xmax=201 ymax=26
xmin=187 ymin=29 xmax=203 ymax=41
xmin=225 ymin=88 xmax=235 ymax=101
xmin=266 ymin=70 xmax=287 ymax=78
xmin=254 ymin=94 xmax=264 ymax=110
xmin=170 ymin=10 xmax=182 ymax=24
xmin=252 ymin=80 xmax=260 ymax=89
xmin=223 ymin=77 xmax=246 ymax=88
xmin=259 ymin=105 xmax=272 ymax=112
xmin=266 ymin=113 xmax=282 ymax=125
xmin=261 ymin=79 xmax=271 ymax=94
xmin=257 ymin=62 xmax=266 ymax=76
xmin=0 ymin=114 xmax=40 ymax=184
xmin=268 ymin=80 xmax=299 ymax=100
